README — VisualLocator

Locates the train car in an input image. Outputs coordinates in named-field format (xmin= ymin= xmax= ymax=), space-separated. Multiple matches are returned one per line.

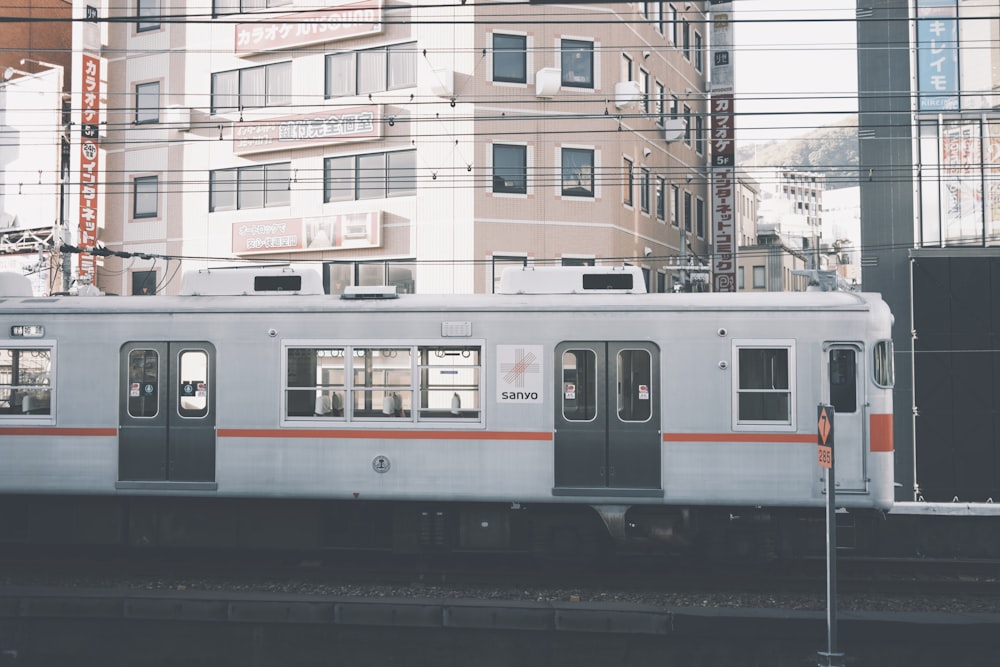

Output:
xmin=0 ymin=265 xmax=894 ymax=559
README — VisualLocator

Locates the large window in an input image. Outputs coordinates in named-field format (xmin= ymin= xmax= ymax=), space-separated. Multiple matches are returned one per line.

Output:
xmin=493 ymin=144 xmax=527 ymax=194
xmin=211 ymin=62 xmax=291 ymax=114
xmin=137 ymin=0 xmax=159 ymax=31
xmin=135 ymin=82 xmax=160 ymax=124
xmin=127 ymin=349 xmax=157 ymax=418
xmin=735 ymin=344 xmax=793 ymax=426
xmin=324 ymin=150 xmax=417 ymax=202
xmin=1 ymin=347 xmax=53 ymax=416
xmin=640 ymin=168 xmax=650 ymax=213
xmin=210 ymin=162 xmax=290 ymax=212
xmin=655 ymin=176 xmax=666 ymax=221
xmin=493 ymin=33 xmax=527 ymax=84
xmin=284 ymin=344 xmax=482 ymax=422
xmin=561 ymin=39 xmax=594 ymax=88
xmin=325 ymin=42 xmax=417 ymax=98
xmin=213 ymin=0 xmax=291 ymax=15
xmin=561 ymin=148 xmax=594 ymax=197
xmin=133 ymin=176 xmax=158 ymax=219
xmin=874 ymin=340 xmax=894 ymax=388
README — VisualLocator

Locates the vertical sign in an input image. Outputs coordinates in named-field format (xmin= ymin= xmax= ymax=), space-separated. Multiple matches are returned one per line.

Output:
xmin=710 ymin=1 xmax=736 ymax=292
xmin=916 ymin=0 xmax=959 ymax=112
xmin=77 ymin=53 xmax=101 ymax=283
xmin=817 ymin=404 xmax=835 ymax=468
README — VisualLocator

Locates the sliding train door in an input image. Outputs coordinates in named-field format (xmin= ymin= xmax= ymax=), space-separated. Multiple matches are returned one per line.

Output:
xmin=118 ymin=342 xmax=216 ymax=483
xmin=553 ymin=342 xmax=661 ymax=494
xmin=822 ymin=343 xmax=866 ymax=491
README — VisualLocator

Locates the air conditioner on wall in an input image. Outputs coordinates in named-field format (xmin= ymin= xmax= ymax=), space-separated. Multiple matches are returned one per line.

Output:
xmin=614 ymin=80 xmax=641 ymax=109
xmin=661 ymin=117 xmax=686 ymax=143
xmin=428 ymin=68 xmax=454 ymax=98
xmin=535 ymin=68 xmax=560 ymax=98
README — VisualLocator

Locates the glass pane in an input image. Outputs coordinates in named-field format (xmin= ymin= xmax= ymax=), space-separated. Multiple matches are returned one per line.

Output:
xmin=357 ymin=49 xmax=387 ymax=94
xmin=738 ymin=392 xmax=789 ymax=422
xmin=561 ymin=39 xmax=593 ymax=87
xmin=829 ymin=349 xmax=857 ymax=414
xmin=562 ymin=148 xmax=593 ymax=197
xmin=265 ymin=163 xmax=291 ymax=207
xmin=493 ymin=33 xmax=527 ymax=83
xmin=210 ymin=169 xmax=236 ymax=212
xmin=238 ymin=166 xmax=265 ymax=210
xmin=387 ymin=150 xmax=416 ymax=196
xmin=352 ymin=348 xmax=412 ymax=418
xmin=357 ymin=153 xmax=386 ymax=199
xmin=418 ymin=346 xmax=480 ymax=419
xmin=127 ymin=349 xmax=158 ymax=418
xmin=739 ymin=348 xmax=788 ymax=390
xmin=178 ymin=350 xmax=208 ymax=418
xmin=387 ymin=42 xmax=417 ymax=89
xmin=562 ymin=349 xmax=596 ymax=421
xmin=136 ymin=82 xmax=159 ymax=123
xmin=211 ymin=71 xmax=238 ymax=114
xmin=325 ymin=156 xmax=355 ymax=202
xmin=493 ymin=144 xmax=527 ymax=194
xmin=618 ymin=349 xmax=652 ymax=422
xmin=134 ymin=177 xmax=158 ymax=218
xmin=265 ymin=62 xmax=292 ymax=106
xmin=326 ymin=53 xmax=355 ymax=98
xmin=874 ymin=341 xmax=894 ymax=388
xmin=240 ymin=67 xmax=266 ymax=108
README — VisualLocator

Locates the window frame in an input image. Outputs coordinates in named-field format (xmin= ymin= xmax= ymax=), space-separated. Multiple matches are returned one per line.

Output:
xmin=282 ymin=341 xmax=484 ymax=425
xmin=211 ymin=61 xmax=291 ymax=115
xmin=323 ymin=150 xmax=418 ymax=203
xmin=493 ymin=143 xmax=528 ymax=195
xmin=0 ymin=343 xmax=55 ymax=420
xmin=493 ymin=33 xmax=528 ymax=84
xmin=561 ymin=147 xmax=595 ymax=198
xmin=209 ymin=161 xmax=291 ymax=212
xmin=135 ymin=81 xmax=160 ymax=124
xmin=561 ymin=38 xmax=594 ymax=89
xmin=137 ymin=0 xmax=160 ymax=32
xmin=133 ymin=175 xmax=159 ymax=219
xmin=732 ymin=340 xmax=796 ymax=431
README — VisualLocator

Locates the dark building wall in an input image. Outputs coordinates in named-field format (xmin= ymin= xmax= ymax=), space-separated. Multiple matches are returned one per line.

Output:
xmin=910 ymin=251 xmax=1000 ymax=502
xmin=857 ymin=0 xmax=916 ymax=500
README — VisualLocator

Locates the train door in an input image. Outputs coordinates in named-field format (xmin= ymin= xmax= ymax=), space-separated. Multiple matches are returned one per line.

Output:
xmin=118 ymin=342 xmax=216 ymax=483
xmin=823 ymin=343 xmax=865 ymax=491
xmin=553 ymin=342 xmax=661 ymax=493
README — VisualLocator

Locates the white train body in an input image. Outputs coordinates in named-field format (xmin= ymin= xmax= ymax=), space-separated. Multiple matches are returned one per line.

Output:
xmin=0 ymin=267 xmax=894 ymax=552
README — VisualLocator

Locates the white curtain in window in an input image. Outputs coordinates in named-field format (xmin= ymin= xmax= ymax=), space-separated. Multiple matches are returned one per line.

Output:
xmin=387 ymin=44 xmax=416 ymax=90
xmin=357 ymin=50 xmax=387 ymax=95
xmin=326 ymin=53 xmax=355 ymax=97
xmin=266 ymin=62 xmax=292 ymax=106
xmin=240 ymin=67 xmax=266 ymax=108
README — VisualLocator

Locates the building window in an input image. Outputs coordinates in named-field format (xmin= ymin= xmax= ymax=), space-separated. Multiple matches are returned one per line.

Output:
xmin=213 ymin=0 xmax=291 ymax=15
xmin=137 ymin=0 xmax=159 ymax=32
xmin=682 ymin=19 xmax=690 ymax=60
xmin=135 ymin=81 xmax=160 ymax=124
xmin=131 ymin=270 xmax=157 ymax=295
xmin=325 ymin=42 xmax=417 ymax=98
xmin=561 ymin=39 xmax=594 ymax=88
xmin=655 ymin=176 xmax=665 ymax=220
xmin=735 ymin=345 xmax=793 ymax=425
xmin=640 ymin=69 xmax=650 ymax=113
xmin=493 ymin=33 xmax=527 ymax=84
xmin=133 ymin=176 xmax=158 ymax=219
xmin=752 ymin=265 xmax=766 ymax=289
xmin=561 ymin=147 xmax=594 ymax=197
xmin=323 ymin=150 xmax=417 ymax=203
xmin=640 ymin=168 xmax=650 ymax=213
xmin=694 ymin=31 xmax=703 ymax=72
xmin=738 ymin=266 xmax=745 ymax=290
xmin=493 ymin=144 xmax=528 ymax=194
xmin=623 ymin=157 xmax=634 ymax=206
xmin=211 ymin=62 xmax=291 ymax=114
xmin=655 ymin=81 xmax=665 ymax=127
xmin=210 ymin=162 xmax=291 ymax=212
xmin=671 ymin=184 xmax=679 ymax=226
xmin=683 ymin=190 xmax=692 ymax=232
xmin=695 ymin=115 xmax=704 ymax=155
xmin=696 ymin=196 xmax=705 ymax=237
xmin=683 ymin=104 xmax=691 ymax=145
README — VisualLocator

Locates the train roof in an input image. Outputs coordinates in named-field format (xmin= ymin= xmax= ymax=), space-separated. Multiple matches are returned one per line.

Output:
xmin=0 ymin=268 xmax=888 ymax=317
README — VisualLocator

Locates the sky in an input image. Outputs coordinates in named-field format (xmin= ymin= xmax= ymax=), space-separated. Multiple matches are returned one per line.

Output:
xmin=731 ymin=0 xmax=858 ymax=145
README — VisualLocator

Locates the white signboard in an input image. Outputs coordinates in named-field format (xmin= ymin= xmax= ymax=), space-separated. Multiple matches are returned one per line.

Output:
xmin=496 ymin=345 xmax=543 ymax=403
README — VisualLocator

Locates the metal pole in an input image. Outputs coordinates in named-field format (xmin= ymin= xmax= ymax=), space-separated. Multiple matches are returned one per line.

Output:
xmin=818 ymin=404 xmax=843 ymax=667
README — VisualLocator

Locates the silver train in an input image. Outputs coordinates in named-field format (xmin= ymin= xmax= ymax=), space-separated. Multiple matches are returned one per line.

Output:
xmin=0 ymin=265 xmax=895 ymax=558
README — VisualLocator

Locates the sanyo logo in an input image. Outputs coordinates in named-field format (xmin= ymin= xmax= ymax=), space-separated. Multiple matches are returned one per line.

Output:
xmin=496 ymin=345 xmax=543 ymax=404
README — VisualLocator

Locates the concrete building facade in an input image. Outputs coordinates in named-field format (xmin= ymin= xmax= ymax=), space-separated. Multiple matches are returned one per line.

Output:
xmin=68 ymin=0 xmax=711 ymax=295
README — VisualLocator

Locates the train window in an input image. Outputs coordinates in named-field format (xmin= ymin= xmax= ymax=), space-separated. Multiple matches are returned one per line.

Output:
xmin=285 ymin=348 xmax=346 ymax=418
xmin=562 ymin=349 xmax=597 ymax=421
xmin=352 ymin=348 xmax=412 ymax=419
xmin=617 ymin=349 xmax=652 ymax=422
xmin=127 ymin=349 xmax=158 ymax=418
xmin=0 ymin=347 xmax=52 ymax=416
xmin=418 ymin=346 xmax=480 ymax=419
xmin=828 ymin=349 xmax=857 ymax=414
xmin=177 ymin=350 xmax=209 ymax=418
xmin=874 ymin=340 xmax=894 ymax=388
xmin=736 ymin=345 xmax=792 ymax=425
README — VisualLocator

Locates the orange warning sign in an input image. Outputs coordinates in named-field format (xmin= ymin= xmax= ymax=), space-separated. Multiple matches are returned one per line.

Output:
xmin=817 ymin=405 xmax=834 ymax=469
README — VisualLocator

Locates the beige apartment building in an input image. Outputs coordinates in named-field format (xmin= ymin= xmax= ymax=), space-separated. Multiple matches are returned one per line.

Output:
xmin=72 ymin=0 xmax=710 ymax=295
